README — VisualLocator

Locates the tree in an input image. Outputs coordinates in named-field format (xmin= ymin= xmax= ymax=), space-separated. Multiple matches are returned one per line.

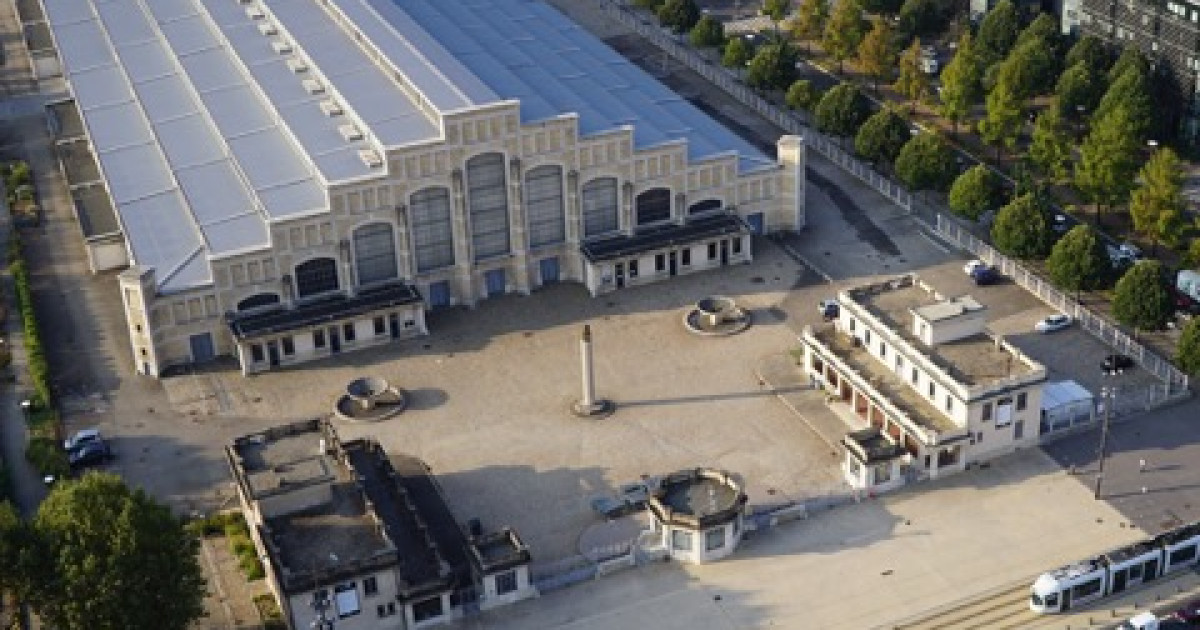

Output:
xmin=1065 ymin=35 xmax=1110 ymax=76
xmin=1094 ymin=66 xmax=1152 ymax=140
xmin=1029 ymin=104 xmax=1073 ymax=182
xmin=939 ymin=32 xmax=983 ymax=135
xmin=1176 ymin=318 xmax=1200 ymax=376
xmin=947 ymin=165 xmax=1004 ymax=220
xmin=991 ymin=192 xmax=1054 ymax=259
xmin=822 ymin=0 xmax=866 ymax=73
xmin=1112 ymin=260 xmax=1173 ymax=331
xmin=895 ymin=132 xmax=957 ymax=192
xmin=855 ymin=107 xmax=911 ymax=165
xmin=722 ymin=36 xmax=754 ymax=68
xmin=975 ymin=0 xmax=1020 ymax=68
xmin=894 ymin=39 xmax=930 ymax=110
xmin=689 ymin=14 xmax=726 ymax=48
xmin=1130 ymin=148 xmax=1187 ymax=254
xmin=1054 ymin=61 xmax=1104 ymax=117
xmin=996 ymin=40 xmax=1059 ymax=100
xmin=792 ymin=0 xmax=830 ymax=50
xmin=634 ymin=0 xmax=667 ymax=9
xmin=785 ymin=79 xmax=821 ymax=111
xmin=814 ymin=83 xmax=871 ymax=137
xmin=746 ymin=41 xmax=799 ymax=90
xmin=1107 ymin=46 xmax=1150 ymax=86
xmin=1015 ymin=13 xmax=1063 ymax=53
xmin=857 ymin=17 xmax=896 ymax=92
xmin=657 ymin=0 xmax=701 ymax=32
xmin=978 ymin=79 xmax=1024 ymax=158
xmin=1046 ymin=224 xmax=1113 ymax=291
xmin=19 ymin=473 xmax=206 ymax=630
xmin=861 ymin=0 xmax=904 ymax=14
xmin=762 ymin=0 xmax=793 ymax=23
xmin=1075 ymin=106 xmax=1141 ymax=222
xmin=897 ymin=0 xmax=946 ymax=39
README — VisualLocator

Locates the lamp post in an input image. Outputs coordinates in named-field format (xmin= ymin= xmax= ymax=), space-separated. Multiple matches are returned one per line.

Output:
xmin=1094 ymin=385 xmax=1116 ymax=499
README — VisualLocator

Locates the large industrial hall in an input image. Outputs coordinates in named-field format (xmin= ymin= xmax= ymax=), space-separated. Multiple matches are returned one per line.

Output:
xmin=38 ymin=0 xmax=805 ymax=375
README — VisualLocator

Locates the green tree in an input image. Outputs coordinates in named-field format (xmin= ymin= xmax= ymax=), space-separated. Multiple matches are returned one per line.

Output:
xmin=947 ymin=164 xmax=1004 ymax=220
xmin=991 ymin=192 xmax=1054 ymax=259
xmin=856 ymin=16 xmax=896 ymax=92
xmin=897 ymin=0 xmax=946 ymax=39
xmin=855 ymin=107 xmax=911 ymax=165
xmin=978 ymin=79 xmax=1024 ymax=158
xmin=762 ymin=0 xmax=793 ymax=23
xmin=1176 ymin=318 xmax=1200 ymax=376
xmin=0 ymin=501 xmax=28 ymax=591
xmin=657 ymin=0 xmax=701 ymax=32
xmin=814 ymin=82 xmax=871 ymax=137
xmin=1029 ymin=104 xmax=1073 ymax=182
xmin=792 ymin=0 xmax=829 ymax=50
xmin=1065 ymin=35 xmax=1110 ymax=76
xmin=1046 ymin=224 xmax=1113 ymax=291
xmin=21 ymin=473 xmax=206 ymax=630
xmin=634 ymin=0 xmax=667 ymax=9
xmin=938 ymin=32 xmax=983 ymax=135
xmin=1107 ymin=46 xmax=1150 ymax=86
xmin=1112 ymin=260 xmax=1173 ymax=331
xmin=1015 ymin=13 xmax=1063 ymax=53
xmin=785 ymin=78 xmax=821 ymax=111
xmin=895 ymin=132 xmax=957 ymax=192
xmin=822 ymin=0 xmax=866 ymax=73
xmin=861 ymin=0 xmax=904 ymax=14
xmin=722 ymin=36 xmax=754 ymax=68
xmin=894 ymin=39 xmax=930 ymax=110
xmin=975 ymin=0 xmax=1020 ymax=68
xmin=996 ymin=40 xmax=1059 ymax=100
xmin=1093 ymin=65 xmax=1152 ymax=139
xmin=689 ymin=14 xmax=726 ymax=48
xmin=1130 ymin=148 xmax=1187 ymax=254
xmin=746 ymin=41 xmax=799 ymax=90
xmin=1075 ymin=106 xmax=1141 ymax=222
xmin=1054 ymin=61 xmax=1104 ymax=117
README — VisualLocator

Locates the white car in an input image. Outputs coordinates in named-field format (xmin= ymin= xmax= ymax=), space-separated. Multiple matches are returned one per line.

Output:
xmin=63 ymin=428 xmax=102 ymax=453
xmin=1035 ymin=314 xmax=1072 ymax=333
xmin=964 ymin=260 xmax=988 ymax=276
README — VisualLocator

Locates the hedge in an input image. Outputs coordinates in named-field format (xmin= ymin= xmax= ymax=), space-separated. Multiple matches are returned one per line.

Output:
xmin=9 ymin=235 xmax=51 ymax=412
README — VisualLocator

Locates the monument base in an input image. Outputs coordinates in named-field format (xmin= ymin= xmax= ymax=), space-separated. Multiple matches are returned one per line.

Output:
xmin=572 ymin=399 xmax=616 ymax=418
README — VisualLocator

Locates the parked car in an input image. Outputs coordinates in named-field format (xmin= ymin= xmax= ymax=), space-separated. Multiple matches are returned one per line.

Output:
xmin=1173 ymin=598 xmax=1200 ymax=623
xmin=68 ymin=439 xmax=112 ymax=470
xmin=63 ymin=428 xmax=102 ymax=453
xmin=964 ymin=260 xmax=988 ymax=276
xmin=818 ymin=299 xmax=839 ymax=320
xmin=1035 ymin=314 xmax=1072 ymax=333
xmin=1102 ymin=354 xmax=1135 ymax=374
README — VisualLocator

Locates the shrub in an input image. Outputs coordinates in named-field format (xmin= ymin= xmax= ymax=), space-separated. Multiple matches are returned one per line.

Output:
xmin=10 ymin=235 xmax=52 ymax=411
xmin=25 ymin=436 xmax=68 ymax=479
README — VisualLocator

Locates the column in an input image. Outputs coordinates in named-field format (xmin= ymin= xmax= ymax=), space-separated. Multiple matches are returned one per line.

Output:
xmin=450 ymin=168 xmax=475 ymax=305
xmin=508 ymin=157 xmax=531 ymax=295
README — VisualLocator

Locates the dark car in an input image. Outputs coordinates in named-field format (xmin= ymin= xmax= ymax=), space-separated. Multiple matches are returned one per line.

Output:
xmin=1175 ymin=598 xmax=1200 ymax=623
xmin=68 ymin=440 xmax=112 ymax=470
xmin=971 ymin=266 xmax=999 ymax=286
xmin=1102 ymin=354 xmax=1135 ymax=374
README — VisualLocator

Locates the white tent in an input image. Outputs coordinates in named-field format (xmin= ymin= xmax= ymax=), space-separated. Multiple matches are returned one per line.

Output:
xmin=1039 ymin=380 xmax=1095 ymax=435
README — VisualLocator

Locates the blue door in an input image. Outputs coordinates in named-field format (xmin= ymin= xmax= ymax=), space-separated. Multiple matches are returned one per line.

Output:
xmin=539 ymin=257 xmax=560 ymax=285
xmin=428 ymin=281 xmax=451 ymax=308
xmin=189 ymin=333 xmax=215 ymax=363
xmin=746 ymin=212 xmax=765 ymax=235
xmin=484 ymin=269 xmax=506 ymax=297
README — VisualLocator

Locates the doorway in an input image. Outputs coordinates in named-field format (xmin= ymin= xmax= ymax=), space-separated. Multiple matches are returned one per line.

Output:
xmin=330 ymin=327 xmax=341 ymax=354
xmin=267 ymin=341 xmax=280 ymax=367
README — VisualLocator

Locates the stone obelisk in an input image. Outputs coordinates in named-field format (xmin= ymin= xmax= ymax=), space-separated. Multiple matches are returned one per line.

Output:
xmin=572 ymin=325 xmax=612 ymax=416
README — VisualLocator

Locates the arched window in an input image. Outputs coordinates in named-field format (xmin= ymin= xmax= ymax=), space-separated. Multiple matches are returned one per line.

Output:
xmin=353 ymin=223 xmax=398 ymax=286
xmin=236 ymin=293 xmax=280 ymax=312
xmin=294 ymin=258 xmax=338 ymax=298
xmin=636 ymin=188 xmax=672 ymax=226
xmin=410 ymin=187 xmax=455 ymax=272
xmin=525 ymin=165 xmax=565 ymax=248
xmin=466 ymin=153 xmax=510 ymax=261
xmin=581 ymin=177 xmax=618 ymax=238
xmin=688 ymin=199 xmax=722 ymax=215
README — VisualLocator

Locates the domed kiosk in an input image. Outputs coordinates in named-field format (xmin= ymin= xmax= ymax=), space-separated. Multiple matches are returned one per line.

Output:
xmin=646 ymin=468 xmax=747 ymax=564
xmin=683 ymin=296 xmax=750 ymax=336
xmin=333 ymin=376 xmax=407 ymax=422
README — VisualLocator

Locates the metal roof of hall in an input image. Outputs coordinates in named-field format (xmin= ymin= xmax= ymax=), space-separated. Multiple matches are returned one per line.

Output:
xmin=42 ymin=0 xmax=772 ymax=292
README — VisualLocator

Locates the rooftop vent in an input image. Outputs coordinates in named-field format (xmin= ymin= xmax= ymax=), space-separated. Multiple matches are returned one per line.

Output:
xmin=245 ymin=6 xmax=265 ymax=19
xmin=257 ymin=23 xmax=277 ymax=36
xmin=271 ymin=40 xmax=293 ymax=55
xmin=287 ymin=58 xmax=308 ymax=73
xmin=302 ymin=79 xmax=324 ymax=95
xmin=319 ymin=100 xmax=343 ymax=116
xmin=358 ymin=150 xmax=382 ymax=168
xmin=339 ymin=124 xmax=363 ymax=141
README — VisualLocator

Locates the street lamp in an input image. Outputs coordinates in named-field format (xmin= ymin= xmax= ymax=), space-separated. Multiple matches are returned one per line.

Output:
xmin=19 ymin=399 xmax=31 ymax=424
xmin=1094 ymin=385 xmax=1116 ymax=499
